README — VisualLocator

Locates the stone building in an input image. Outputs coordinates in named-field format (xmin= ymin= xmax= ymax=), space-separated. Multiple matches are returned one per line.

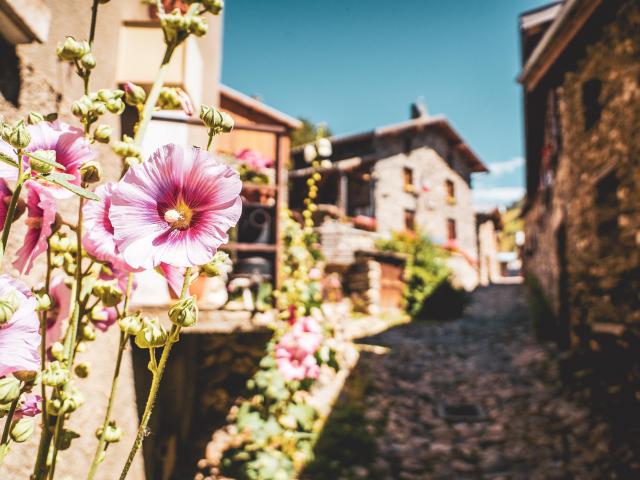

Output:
xmin=476 ymin=209 xmax=502 ymax=286
xmin=519 ymin=0 xmax=640 ymax=403
xmin=290 ymin=105 xmax=488 ymax=292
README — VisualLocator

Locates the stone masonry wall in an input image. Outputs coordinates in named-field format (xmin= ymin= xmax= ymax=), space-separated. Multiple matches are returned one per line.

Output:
xmin=524 ymin=0 xmax=640 ymax=410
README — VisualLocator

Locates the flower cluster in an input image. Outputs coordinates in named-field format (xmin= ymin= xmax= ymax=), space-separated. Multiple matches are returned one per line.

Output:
xmin=275 ymin=315 xmax=323 ymax=381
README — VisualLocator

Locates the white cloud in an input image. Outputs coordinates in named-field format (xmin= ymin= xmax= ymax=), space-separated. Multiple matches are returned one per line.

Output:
xmin=486 ymin=157 xmax=525 ymax=176
xmin=473 ymin=186 xmax=525 ymax=209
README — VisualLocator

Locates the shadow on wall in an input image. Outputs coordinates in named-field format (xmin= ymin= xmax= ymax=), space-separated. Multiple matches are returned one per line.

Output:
xmin=0 ymin=36 xmax=20 ymax=107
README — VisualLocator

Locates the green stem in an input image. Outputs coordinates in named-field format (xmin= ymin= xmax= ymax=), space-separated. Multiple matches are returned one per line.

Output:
xmin=133 ymin=44 xmax=176 ymax=147
xmin=0 ymin=152 xmax=25 ymax=264
xmin=88 ymin=0 xmax=99 ymax=47
xmin=0 ymin=397 xmax=19 ymax=445
xmin=86 ymin=331 xmax=128 ymax=480
xmin=48 ymin=414 xmax=64 ymax=480
xmin=118 ymin=268 xmax=192 ymax=480
xmin=206 ymin=131 xmax=214 ymax=151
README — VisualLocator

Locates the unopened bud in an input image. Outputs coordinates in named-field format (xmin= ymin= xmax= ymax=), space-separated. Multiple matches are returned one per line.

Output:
xmin=80 ymin=52 xmax=96 ymax=70
xmin=8 ymin=122 xmax=30 ymax=149
xmin=93 ymin=124 xmax=112 ymax=144
xmin=203 ymin=0 xmax=224 ymax=15
xmin=42 ymin=361 xmax=70 ymax=387
xmin=10 ymin=418 xmax=34 ymax=443
xmin=27 ymin=112 xmax=45 ymax=125
xmin=0 ymin=291 xmax=19 ymax=325
xmin=71 ymin=97 xmax=91 ymax=118
xmin=80 ymin=161 xmax=102 ymax=184
xmin=303 ymin=144 xmax=317 ymax=164
xmin=35 ymin=292 xmax=52 ymax=312
xmin=74 ymin=362 xmax=90 ymax=379
xmin=124 ymin=82 xmax=146 ymax=106
xmin=96 ymin=421 xmax=122 ymax=443
xmin=200 ymin=251 xmax=232 ymax=278
xmin=0 ymin=376 xmax=21 ymax=403
xmin=29 ymin=150 xmax=56 ymax=174
xmin=316 ymin=138 xmax=332 ymax=158
xmin=92 ymin=282 xmax=122 ymax=307
xmin=105 ymin=98 xmax=125 ymax=115
xmin=168 ymin=296 xmax=198 ymax=328
xmin=50 ymin=342 xmax=65 ymax=362
xmin=56 ymin=37 xmax=89 ymax=61
xmin=188 ymin=16 xmax=208 ymax=36
xmin=200 ymin=105 xmax=234 ymax=134
xmin=135 ymin=317 xmax=168 ymax=349
xmin=119 ymin=314 xmax=143 ymax=336
xmin=81 ymin=322 xmax=96 ymax=341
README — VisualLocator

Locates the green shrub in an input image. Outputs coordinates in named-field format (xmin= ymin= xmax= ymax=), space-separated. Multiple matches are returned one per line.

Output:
xmin=376 ymin=231 xmax=450 ymax=317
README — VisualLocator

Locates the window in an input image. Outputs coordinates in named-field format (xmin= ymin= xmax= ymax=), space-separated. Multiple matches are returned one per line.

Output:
xmin=404 ymin=209 xmax=415 ymax=231
xmin=403 ymin=167 xmax=415 ymax=193
xmin=447 ymin=219 xmax=457 ymax=241
xmin=445 ymin=179 xmax=455 ymax=204
xmin=582 ymin=78 xmax=602 ymax=131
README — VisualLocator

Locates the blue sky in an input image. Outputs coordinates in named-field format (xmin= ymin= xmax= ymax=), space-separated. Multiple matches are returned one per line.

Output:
xmin=221 ymin=0 xmax=550 ymax=209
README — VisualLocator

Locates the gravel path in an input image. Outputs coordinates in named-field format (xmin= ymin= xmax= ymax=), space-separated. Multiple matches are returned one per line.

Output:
xmin=303 ymin=284 xmax=638 ymax=480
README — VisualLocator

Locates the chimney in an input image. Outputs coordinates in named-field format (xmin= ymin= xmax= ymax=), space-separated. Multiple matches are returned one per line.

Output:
xmin=410 ymin=97 xmax=428 ymax=119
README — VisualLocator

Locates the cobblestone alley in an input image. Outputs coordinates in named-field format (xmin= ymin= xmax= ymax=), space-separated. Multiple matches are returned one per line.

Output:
xmin=303 ymin=285 xmax=640 ymax=480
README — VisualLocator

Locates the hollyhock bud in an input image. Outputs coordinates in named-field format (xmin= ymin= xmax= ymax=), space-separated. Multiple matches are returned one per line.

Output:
xmin=168 ymin=296 xmax=198 ymax=328
xmin=135 ymin=317 xmax=168 ymax=349
xmin=80 ymin=160 xmax=103 ymax=183
xmin=80 ymin=52 xmax=96 ymax=70
xmin=10 ymin=418 xmax=34 ymax=443
xmin=96 ymin=421 xmax=122 ymax=443
xmin=0 ymin=291 xmax=19 ymax=324
xmin=200 ymin=105 xmax=234 ymax=134
xmin=188 ymin=16 xmax=208 ymax=36
xmin=93 ymin=124 xmax=112 ymax=144
xmin=74 ymin=362 xmax=90 ymax=379
xmin=46 ymin=398 xmax=61 ymax=416
xmin=303 ymin=144 xmax=317 ymax=164
xmin=42 ymin=361 xmax=70 ymax=387
xmin=119 ymin=314 xmax=142 ymax=336
xmin=124 ymin=82 xmax=146 ymax=106
xmin=8 ymin=122 xmax=30 ymax=149
xmin=28 ymin=150 xmax=56 ymax=174
xmin=316 ymin=138 xmax=332 ymax=158
xmin=56 ymin=37 xmax=89 ymax=61
xmin=27 ymin=112 xmax=45 ymax=125
xmin=50 ymin=342 xmax=65 ymax=362
xmin=202 ymin=0 xmax=224 ymax=14
xmin=60 ymin=388 xmax=84 ymax=413
xmin=34 ymin=292 xmax=52 ymax=312
xmin=0 ymin=376 xmax=21 ymax=403
xmin=92 ymin=282 xmax=122 ymax=307
xmin=106 ymin=98 xmax=125 ymax=115
xmin=13 ymin=370 xmax=37 ymax=383
xmin=200 ymin=251 xmax=232 ymax=278
xmin=81 ymin=322 xmax=97 ymax=341
xmin=112 ymin=135 xmax=141 ymax=158
xmin=71 ymin=96 xmax=91 ymax=118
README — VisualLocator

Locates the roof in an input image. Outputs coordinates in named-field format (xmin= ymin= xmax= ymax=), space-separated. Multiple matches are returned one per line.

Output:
xmin=518 ymin=0 xmax=603 ymax=91
xmin=294 ymin=115 xmax=488 ymax=173
xmin=219 ymin=84 xmax=302 ymax=130
xmin=519 ymin=2 xmax=563 ymax=31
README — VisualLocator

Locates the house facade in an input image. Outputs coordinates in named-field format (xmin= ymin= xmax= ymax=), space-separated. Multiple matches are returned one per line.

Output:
xmin=290 ymin=106 xmax=487 ymax=291
xmin=519 ymin=0 xmax=640 ymax=402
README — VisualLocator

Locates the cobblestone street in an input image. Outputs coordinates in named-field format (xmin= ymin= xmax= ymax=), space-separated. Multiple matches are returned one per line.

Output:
xmin=304 ymin=285 xmax=639 ymax=480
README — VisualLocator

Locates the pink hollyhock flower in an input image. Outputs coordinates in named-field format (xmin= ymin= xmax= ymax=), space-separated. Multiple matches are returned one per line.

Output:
xmin=159 ymin=262 xmax=186 ymax=297
xmin=275 ymin=316 xmax=323 ymax=381
xmin=13 ymin=181 xmax=56 ymax=274
xmin=0 ymin=275 xmax=40 ymax=377
xmin=14 ymin=394 xmax=42 ymax=419
xmin=46 ymin=275 xmax=71 ymax=349
xmin=25 ymin=121 xmax=95 ymax=198
xmin=236 ymin=149 xmax=274 ymax=172
xmin=110 ymin=144 xmax=242 ymax=270
xmin=0 ymin=179 xmax=12 ymax=230
xmin=0 ymin=141 xmax=18 ymax=181
xmin=82 ymin=182 xmax=135 ymax=272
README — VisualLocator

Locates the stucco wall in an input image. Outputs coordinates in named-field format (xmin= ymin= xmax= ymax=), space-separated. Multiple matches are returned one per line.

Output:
xmin=0 ymin=1 xmax=222 ymax=478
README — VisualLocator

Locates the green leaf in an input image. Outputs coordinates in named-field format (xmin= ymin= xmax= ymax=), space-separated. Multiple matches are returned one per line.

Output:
xmin=0 ymin=152 xmax=18 ymax=168
xmin=24 ymin=150 xmax=65 ymax=170
xmin=40 ymin=172 xmax=99 ymax=201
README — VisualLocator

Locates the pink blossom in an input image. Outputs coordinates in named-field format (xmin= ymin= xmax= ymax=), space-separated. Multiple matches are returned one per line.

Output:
xmin=14 ymin=394 xmax=42 ymax=419
xmin=82 ymin=182 xmax=136 ymax=272
xmin=13 ymin=181 xmax=56 ymax=274
xmin=236 ymin=149 xmax=274 ymax=172
xmin=159 ymin=262 xmax=186 ymax=297
xmin=0 ymin=275 xmax=40 ymax=377
xmin=110 ymin=144 xmax=242 ymax=270
xmin=46 ymin=275 xmax=71 ymax=349
xmin=0 ymin=141 xmax=18 ymax=181
xmin=25 ymin=121 xmax=95 ymax=198
xmin=0 ymin=179 xmax=12 ymax=230
xmin=275 ymin=316 xmax=323 ymax=381
xmin=308 ymin=268 xmax=322 ymax=281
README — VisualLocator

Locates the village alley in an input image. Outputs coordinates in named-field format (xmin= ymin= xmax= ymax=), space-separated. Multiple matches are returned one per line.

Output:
xmin=303 ymin=285 xmax=639 ymax=480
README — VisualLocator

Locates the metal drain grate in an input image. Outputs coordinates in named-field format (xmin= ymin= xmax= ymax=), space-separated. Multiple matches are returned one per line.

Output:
xmin=437 ymin=403 xmax=486 ymax=423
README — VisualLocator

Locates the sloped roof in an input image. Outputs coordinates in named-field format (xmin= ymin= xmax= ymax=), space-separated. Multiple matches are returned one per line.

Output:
xmin=219 ymin=84 xmax=302 ymax=130
xmin=306 ymin=115 xmax=488 ymax=173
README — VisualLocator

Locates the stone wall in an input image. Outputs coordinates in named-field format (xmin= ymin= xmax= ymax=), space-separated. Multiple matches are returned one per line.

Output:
xmin=523 ymin=0 xmax=640 ymax=407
